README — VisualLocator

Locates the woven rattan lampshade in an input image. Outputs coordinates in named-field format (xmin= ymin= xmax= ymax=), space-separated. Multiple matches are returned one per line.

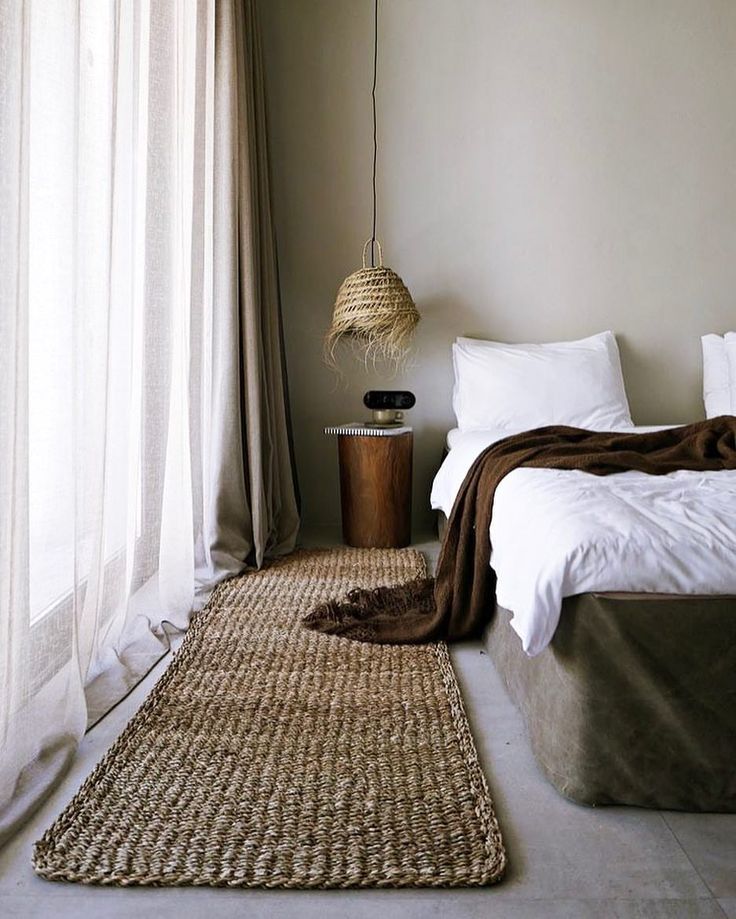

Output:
xmin=325 ymin=239 xmax=420 ymax=367
xmin=324 ymin=0 xmax=419 ymax=370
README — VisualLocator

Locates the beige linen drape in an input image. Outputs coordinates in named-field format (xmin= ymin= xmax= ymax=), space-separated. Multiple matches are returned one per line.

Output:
xmin=0 ymin=0 xmax=298 ymax=847
xmin=208 ymin=0 xmax=299 ymax=580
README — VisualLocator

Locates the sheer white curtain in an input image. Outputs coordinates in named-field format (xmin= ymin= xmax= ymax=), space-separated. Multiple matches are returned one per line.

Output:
xmin=0 ymin=0 xmax=299 ymax=845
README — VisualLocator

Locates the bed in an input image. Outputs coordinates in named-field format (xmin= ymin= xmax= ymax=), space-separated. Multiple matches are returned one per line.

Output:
xmin=433 ymin=423 xmax=736 ymax=813
xmin=435 ymin=331 xmax=736 ymax=811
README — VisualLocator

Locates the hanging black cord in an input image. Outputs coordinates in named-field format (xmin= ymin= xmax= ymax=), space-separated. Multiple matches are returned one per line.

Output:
xmin=370 ymin=0 xmax=378 ymax=267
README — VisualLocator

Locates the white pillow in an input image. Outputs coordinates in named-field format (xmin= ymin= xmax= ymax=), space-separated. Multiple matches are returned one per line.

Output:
xmin=701 ymin=332 xmax=736 ymax=417
xmin=451 ymin=331 xmax=633 ymax=433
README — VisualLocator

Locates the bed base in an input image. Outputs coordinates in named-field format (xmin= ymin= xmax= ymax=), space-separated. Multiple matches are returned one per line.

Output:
xmin=484 ymin=595 xmax=736 ymax=812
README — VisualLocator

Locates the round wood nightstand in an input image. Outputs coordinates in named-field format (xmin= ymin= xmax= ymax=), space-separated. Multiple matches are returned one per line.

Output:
xmin=325 ymin=424 xmax=413 ymax=549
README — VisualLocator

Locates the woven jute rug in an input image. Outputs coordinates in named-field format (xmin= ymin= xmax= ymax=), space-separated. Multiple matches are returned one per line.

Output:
xmin=33 ymin=548 xmax=506 ymax=888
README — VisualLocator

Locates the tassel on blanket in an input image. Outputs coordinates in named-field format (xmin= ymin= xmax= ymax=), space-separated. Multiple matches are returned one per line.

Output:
xmin=303 ymin=577 xmax=437 ymax=643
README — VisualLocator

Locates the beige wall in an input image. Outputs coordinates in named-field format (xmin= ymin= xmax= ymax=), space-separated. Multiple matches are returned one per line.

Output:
xmin=260 ymin=0 xmax=736 ymax=535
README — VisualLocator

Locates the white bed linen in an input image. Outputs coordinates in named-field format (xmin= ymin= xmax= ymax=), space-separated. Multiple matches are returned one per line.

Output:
xmin=431 ymin=426 xmax=736 ymax=657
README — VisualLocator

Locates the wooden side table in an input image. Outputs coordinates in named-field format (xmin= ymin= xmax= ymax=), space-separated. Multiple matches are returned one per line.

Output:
xmin=324 ymin=424 xmax=413 ymax=549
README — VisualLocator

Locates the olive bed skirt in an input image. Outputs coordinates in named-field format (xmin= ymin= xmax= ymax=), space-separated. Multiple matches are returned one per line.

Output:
xmin=483 ymin=593 xmax=736 ymax=812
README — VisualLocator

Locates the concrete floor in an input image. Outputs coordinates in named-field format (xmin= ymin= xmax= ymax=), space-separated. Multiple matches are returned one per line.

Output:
xmin=1 ymin=538 xmax=735 ymax=918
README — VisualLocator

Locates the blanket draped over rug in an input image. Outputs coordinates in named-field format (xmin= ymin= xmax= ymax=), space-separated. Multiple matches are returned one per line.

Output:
xmin=303 ymin=416 xmax=736 ymax=643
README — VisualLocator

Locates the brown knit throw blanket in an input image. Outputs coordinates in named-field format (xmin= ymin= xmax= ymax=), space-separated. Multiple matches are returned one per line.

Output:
xmin=303 ymin=416 xmax=736 ymax=644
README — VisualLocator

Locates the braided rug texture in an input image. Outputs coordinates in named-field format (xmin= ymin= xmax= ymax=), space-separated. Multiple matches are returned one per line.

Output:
xmin=33 ymin=548 xmax=506 ymax=888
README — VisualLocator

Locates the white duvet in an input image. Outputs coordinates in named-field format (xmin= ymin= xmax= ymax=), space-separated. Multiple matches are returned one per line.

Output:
xmin=431 ymin=426 xmax=736 ymax=656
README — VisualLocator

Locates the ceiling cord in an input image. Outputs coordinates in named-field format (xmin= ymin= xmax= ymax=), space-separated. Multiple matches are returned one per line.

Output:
xmin=370 ymin=0 xmax=378 ymax=267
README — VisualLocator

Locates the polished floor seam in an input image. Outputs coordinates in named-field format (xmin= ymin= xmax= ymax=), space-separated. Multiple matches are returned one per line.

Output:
xmin=659 ymin=812 xmax=721 ymax=906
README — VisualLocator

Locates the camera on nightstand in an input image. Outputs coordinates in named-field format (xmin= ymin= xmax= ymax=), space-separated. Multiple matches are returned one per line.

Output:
xmin=363 ymin=390 xmax=416 ymax=427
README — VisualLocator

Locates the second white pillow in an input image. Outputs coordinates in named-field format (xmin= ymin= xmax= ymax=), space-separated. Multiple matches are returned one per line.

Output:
xmin=702 ymin=332 xmax=736 ymax=418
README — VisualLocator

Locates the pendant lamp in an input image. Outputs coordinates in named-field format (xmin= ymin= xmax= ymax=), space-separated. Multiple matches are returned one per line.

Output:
xmin=324 ymin=0 xmax=420 ymax=369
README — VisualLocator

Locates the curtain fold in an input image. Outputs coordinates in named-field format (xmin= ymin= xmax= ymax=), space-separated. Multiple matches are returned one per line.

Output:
xmin=0 ymin=0 xmax=299 ymax=847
